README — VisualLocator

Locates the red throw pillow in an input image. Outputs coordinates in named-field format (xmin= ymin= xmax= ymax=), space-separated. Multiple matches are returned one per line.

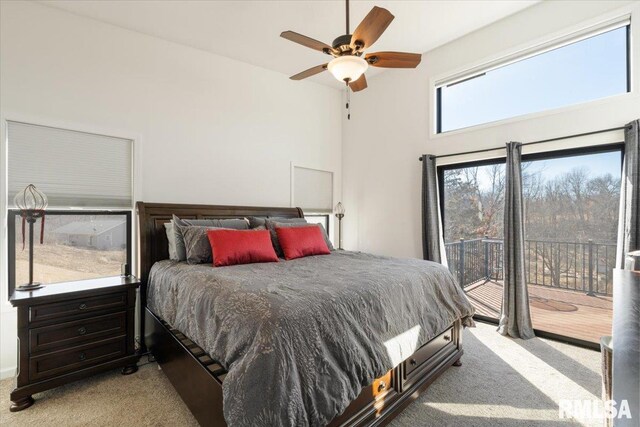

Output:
xmin=207 ymin=229 xmax=279 ymax=267
xmin=275 ymin=226 xmax=331 ymax=260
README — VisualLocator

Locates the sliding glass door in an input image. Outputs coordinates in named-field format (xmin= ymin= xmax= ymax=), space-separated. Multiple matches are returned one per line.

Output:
xmin=439 ymin=145 xmax=622 ymax=345
xmin=441 ymin=160 xmax=505 ymax=322
xmin=520 ymin=147 xmax=621 ymax=344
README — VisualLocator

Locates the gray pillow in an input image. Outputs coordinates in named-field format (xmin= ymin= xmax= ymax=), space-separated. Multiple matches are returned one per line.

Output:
xmin=182 ymin=225 xmax=229 ymax=265
xmin=248 ymin=216 xmax=306 ymax=229
xmin=173 ymin=214 xmax=249 ymax=261
xmin=265 ymin=220 xmax=334 ymax=257
xmin=164 ymin=222 xmax=178 ymax=260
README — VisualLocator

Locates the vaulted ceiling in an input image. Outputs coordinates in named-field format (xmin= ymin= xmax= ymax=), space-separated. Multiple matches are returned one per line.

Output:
xmin=41 ymin=0 xmax=538 ymax=89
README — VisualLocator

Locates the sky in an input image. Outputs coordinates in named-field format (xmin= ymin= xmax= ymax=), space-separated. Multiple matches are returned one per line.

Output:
xmin=441 ymin=26 xmax=628 ymax=132
xmin=470 ymin=150 xmax=621 ymax=192
xmin=523 ymin=151 xmax=621 ymax=182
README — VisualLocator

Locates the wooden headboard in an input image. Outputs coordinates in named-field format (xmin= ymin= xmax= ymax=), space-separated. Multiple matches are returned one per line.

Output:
xmin=136 ymin=201 xmax=304 ymax=285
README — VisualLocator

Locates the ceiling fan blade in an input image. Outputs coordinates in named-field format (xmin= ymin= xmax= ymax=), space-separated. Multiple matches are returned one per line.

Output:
xmin=290 ymin=64 xmax=328 ymax=80
xmin=281 ymin=31 xmax=332 ymax=54
xmin=365 ymin=52 xmax=422 ymax=68
xmin=349 ymin=74 xmax=367 ymax=92
xmin=350 ymin=6 xmax=394 ymax=50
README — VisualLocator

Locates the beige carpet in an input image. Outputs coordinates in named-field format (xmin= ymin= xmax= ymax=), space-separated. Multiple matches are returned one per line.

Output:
xmin=0 ymin=322 xmax=603 ymax=426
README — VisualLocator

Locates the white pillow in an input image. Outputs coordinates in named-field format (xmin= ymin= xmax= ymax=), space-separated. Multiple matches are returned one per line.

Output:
xmin=164 ymin=222 xmax=178 ymax=260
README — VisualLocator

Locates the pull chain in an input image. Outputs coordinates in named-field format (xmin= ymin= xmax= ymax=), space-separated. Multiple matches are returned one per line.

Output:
xmin=346 ymin=82 xmax=351 ymax=120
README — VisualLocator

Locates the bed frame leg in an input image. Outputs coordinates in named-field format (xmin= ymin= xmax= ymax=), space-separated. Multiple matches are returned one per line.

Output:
xmin=453 ymin=358 xmax=462 ymax=367
xmin=10 ymin=396 xmax=34 ymax=412
xmin=121 ymin=364 xmax=139 ymax=375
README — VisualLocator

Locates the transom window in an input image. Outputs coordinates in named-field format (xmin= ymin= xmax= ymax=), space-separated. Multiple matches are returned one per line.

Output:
xmin=436 ymin=19 xmax=630 ymax=133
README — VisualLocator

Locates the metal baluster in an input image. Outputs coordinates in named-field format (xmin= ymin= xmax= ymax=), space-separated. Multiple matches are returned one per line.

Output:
xmin=582 ymin=243 xmax=586 ymax=292
xmin=568 ymin=243 xmax=571 ymax=289
xmin=529 ymin=241 xmax=532 ymax=284
xmin=498 ymin=242 xmax=501 ymax=280
xmin=604 ymin=244 xmax=608 ymax=295
xmin=574 ymin=242 xmax=578 ymax=291
xmin=459 ymin=238 xmax=465 ymax=288
xmin=484 ymin=237 xmax=489 ymax=281
xmin=587 ymin=239 xmax=594 ymax=296
xmin=535 ymin=241 xmax=538 ymax=285
xmin=542 ymin=242 xmax=546 ymax=287
xmin=555 ymin=242 xmax=560 ymax=288
xmin=595 ymin=244 xmax=600 ymax=295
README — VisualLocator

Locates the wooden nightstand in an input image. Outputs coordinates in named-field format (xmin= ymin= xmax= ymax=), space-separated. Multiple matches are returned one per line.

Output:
xmin=9 ymin=276 xmax=140 ymax=412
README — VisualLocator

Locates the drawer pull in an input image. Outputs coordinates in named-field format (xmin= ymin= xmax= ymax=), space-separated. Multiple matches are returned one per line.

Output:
xmin=79 ymin=352 xmax=86 ymax=361
xmin=77 ymin=327 xmax=87 ymax=335
xmin=410 ymin=358 xmax=417 ymax=366
xmin=377 ymin=381 xmax=386 ymax=392
xmin=444 ymin=335 xmax=450 ymax=341
xmin=79 ymin=303 xmax=87 ymax=310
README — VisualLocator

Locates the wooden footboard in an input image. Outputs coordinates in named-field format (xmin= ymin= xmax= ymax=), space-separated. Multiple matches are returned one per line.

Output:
xmin=145 ymin=307 xmax=463 ymax=427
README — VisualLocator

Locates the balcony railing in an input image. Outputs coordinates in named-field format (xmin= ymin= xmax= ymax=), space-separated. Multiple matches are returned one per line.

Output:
xmin=444 ymin=237 xmax=616 ymax=296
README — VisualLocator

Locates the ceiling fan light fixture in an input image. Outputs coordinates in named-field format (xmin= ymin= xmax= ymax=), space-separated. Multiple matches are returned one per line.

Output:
xmin=327 ymin=56 xmax=368 ymax=83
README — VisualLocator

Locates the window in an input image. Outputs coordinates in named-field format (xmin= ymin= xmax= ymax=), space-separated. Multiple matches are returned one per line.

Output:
xmin=438 ymin=145 xmax=622 ymax=345
xmin=436 ymin=19 xmax=630 ymax=133
xmin=8 ymin=210 xmax=132 ymax=293
xmin=6 ymin=121 xmax=133 ymax=294
xmin=304 ymin=214 xmax=330 ymax=236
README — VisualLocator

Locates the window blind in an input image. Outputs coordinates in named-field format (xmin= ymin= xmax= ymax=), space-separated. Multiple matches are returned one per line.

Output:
xmin=7 ymin=121 xmax=132 ymax=208
xmin=293 ymin=166 xmax=333 ymax=213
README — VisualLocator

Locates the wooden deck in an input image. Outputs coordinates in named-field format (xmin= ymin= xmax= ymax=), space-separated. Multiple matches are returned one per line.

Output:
xmin=465 ymin=280 xmax=612 ymax=344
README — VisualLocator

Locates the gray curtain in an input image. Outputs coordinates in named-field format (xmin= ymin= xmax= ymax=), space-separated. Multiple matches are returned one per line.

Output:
xmin=616 ymin=119 xmax=640 ymax=269
xmin=498 ymin=142 xmax=535 ymax=339
xmin=421 ymin=154 xmax=447 ymax=266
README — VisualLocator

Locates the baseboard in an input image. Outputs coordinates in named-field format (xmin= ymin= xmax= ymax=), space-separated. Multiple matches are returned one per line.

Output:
xmin=0 ymin=365 xmax=16 ymax=380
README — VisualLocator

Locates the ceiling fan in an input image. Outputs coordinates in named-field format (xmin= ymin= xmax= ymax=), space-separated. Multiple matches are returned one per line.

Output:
xmin=280 ymin=0 xmax=422 ymax=93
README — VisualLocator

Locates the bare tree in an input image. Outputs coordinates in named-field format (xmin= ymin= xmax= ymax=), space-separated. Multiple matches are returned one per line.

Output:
xmin=444 ymin=163 xmax=620 ymax=289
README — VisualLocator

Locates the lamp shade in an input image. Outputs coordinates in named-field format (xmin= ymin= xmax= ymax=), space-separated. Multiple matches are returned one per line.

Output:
xmin=327 ymin=56 xmax=368 ymax=83
xmin=14 ymin=184 xmax=48 ymax=211
xmin=334 ymin=202 xmax=345 ymax=215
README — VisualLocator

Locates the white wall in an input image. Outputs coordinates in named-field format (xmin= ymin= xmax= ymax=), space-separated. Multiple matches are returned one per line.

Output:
xmin=342 ymin=0 xmax=640 ymax=259
xmin=0 ymin=1 xmax=342 ymax=378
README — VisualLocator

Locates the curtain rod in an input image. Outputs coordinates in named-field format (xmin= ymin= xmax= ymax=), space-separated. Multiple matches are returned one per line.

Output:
xmin=419 ymin=125 xmax=629 ymax=161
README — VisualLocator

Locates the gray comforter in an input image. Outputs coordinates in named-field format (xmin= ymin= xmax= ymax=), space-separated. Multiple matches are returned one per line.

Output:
xmin=148 ymin=251 xmax=474 ymax=427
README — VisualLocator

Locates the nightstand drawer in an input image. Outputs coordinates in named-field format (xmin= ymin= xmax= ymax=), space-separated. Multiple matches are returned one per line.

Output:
xmin=29 ymin=292 xmax=127 ymax=324
xmin=29 ymin=312 xmax=127 ymax=353
xmin=404 ymin=327 xmax=454 ymax=378
xmin=29 ymin=336 xmax=127 ymax=381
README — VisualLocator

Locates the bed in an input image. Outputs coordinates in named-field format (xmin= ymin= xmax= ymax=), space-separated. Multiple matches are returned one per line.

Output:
xmin=137 ymin=202 xmax=474 ymax=427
